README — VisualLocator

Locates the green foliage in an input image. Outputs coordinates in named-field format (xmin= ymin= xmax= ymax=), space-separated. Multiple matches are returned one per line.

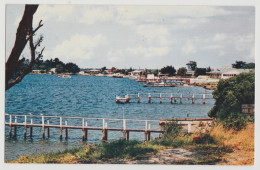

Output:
xmin=32 ymin=57 xmax=80 ymax=74
xmin=232 ymin=61 xmax=246 ymax=68
xmin=208 ymin=72 xmax=254 ymax=130
xmin=232 ymin=61 xmax=255 ymax=69
xmin=160 ymin=65 xmax=176 ymax=76
xmin=65 ymin=62 xmax=80 ymax=74
xmin=186 ymin=61 xmax=197 ymax=71
xmin=221 ymin=113 xmax=249 ymax=131
xmin=194 ymin=68 xmax=206 ymax=77
xmin=177 ymin=67 xmax=187 ymax=76
xmin=100 ymin=139 xmax=161 ymax=159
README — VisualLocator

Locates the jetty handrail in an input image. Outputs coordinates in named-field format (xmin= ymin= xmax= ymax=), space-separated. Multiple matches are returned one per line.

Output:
xmin=5 ymin=113 xmax=161 ymax=123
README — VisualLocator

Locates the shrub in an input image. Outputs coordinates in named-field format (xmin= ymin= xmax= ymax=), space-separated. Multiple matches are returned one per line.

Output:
xmin=221 ymin=113 xmax=249 ymax=131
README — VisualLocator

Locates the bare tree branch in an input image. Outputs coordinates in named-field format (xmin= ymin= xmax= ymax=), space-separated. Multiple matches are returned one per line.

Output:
xmin=6 ymin=47 xmax=45 ymax=91
xmin=5 ymin=4 xmax=45 ymax=91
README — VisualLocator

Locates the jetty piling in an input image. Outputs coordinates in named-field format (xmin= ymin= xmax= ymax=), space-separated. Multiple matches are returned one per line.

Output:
xmin=42 ymin=116 xmax=45 ymax=139
xmin=47 ymin=120 xmax=50 ymax=138
xmin=30 ymin=119 xmax=33 ymax=137
xmin=60 ymin=117 xmax=62 ymax=140
xmin=24 ymin=115 xmax=27 ymax=139
xmin=9 ymin=115 xmax=12 ymax=137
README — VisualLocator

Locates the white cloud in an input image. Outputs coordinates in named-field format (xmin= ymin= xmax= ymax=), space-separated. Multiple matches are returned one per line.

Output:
xmin=79 ymin=6 xmax=114 ymax=24
xmin=133 ymin=24 xmax=170 ymax=46
xmin=182 ymin=42 xmax=196 ymax=55
xmin=213 ymin=33 xmax=227 ymax=41
xmin=45 ymin=34 xmax=107 ymax=63
xmin=235 ymin=34 xmax=254 ymax=51
xmin=33 ymin=5 xmax=76 ymax=25
xmin=107 ymin=45 xmax=169 ymax=63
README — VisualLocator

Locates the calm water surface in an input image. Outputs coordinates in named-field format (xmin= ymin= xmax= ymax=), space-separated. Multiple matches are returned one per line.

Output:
xmin=5 ymin=75 xmax=214 ymax=161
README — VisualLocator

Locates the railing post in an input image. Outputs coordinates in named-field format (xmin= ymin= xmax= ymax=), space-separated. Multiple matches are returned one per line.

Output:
xmin=85 ymin=121 xmax=88 ymax=141
xmin=9 ymin=115 xmax=12 ymax=137
xmin=160 ymin=93 xmax=162 ymax=103
xmin=47 ymin=120 xmax=50 ymax=138
xmin=180 ymin=94 xmax=182 ymax=104
xmin=60 ymin=117 xmax=62 ymax=140
xmin=123 ymin=119 xmax=126 ymax=139
xmin=148 ymin=93 xmax=151 ymax=103
xmin=24 ymin=115 xmax=27 ymax=139
xmin=137 ymin=93 xmax=140 ymax=103
xmin=170 ymin=94 xmax=173 ymax=104
xmin=30 ymin=119 xmax=33 ymax=137
xmin=14 ymin=116 xmax=17 ymax=138
xmin=42 ymin=116 xmax=45 ymax=139
xmin=102 ymin=119 xmax=108 ymax=141
xmin=145 ymin=121 xmax=148 ymax=141
xmin=82 ymin=118 xmax=85 ymax=140
xmin=65 ymin=120 xmax=68 ymax=139
xmin=192 ymin=94 xmax=195 ymax=104
xmin=203 ymin=94 xmax=206 ymax=104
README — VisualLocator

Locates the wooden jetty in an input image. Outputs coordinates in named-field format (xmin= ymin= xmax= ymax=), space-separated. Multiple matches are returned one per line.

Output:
xmin=116 ymin=93 xmax=214 ymax=104
xmin=5 ymin=114 xmax=164 ymax=141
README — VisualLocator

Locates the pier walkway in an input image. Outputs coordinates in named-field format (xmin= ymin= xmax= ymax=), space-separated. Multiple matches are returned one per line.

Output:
xmin=116 ymin=93 xmax=214 ymax=104
xmin=5 ymin=114 xmax=214 ymax=141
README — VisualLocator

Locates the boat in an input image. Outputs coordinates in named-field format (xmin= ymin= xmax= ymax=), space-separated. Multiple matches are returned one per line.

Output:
xmin=58 ymin=74 xmax=71 ymax=78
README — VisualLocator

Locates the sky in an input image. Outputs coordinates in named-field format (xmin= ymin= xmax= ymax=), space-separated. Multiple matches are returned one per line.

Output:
xmin=5 ymin=5 xmax=255 ymax=70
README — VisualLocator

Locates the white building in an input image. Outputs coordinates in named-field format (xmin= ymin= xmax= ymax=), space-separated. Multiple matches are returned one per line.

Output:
xmin=221 ymin=69 xmax=252 ymax=79
xmin=48 ymin=68 xmax=57 ymax=74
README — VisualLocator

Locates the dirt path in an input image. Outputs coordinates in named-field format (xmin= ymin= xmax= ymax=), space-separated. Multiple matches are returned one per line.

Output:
xmin=97 ymin=148 xmax=202 ymax=164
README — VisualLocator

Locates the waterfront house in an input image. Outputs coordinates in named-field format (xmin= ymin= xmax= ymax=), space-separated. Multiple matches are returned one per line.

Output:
xmin=32 ymin=70 xmax=41 ymax=74
xmin=221 ymin=69 xmax=251 ymax=79
xmin=48 ymin=68 xmax=57 ymax=74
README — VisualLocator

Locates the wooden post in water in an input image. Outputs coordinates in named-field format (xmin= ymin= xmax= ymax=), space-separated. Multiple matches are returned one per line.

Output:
xmin=126 ymin=131 xmax=129 ymax=141
xmin=203 ymin=94 xmax=206 ymax=104
xmin=123 ymin=119 xmax=126 ymax=139
xmin=14 ymin=116 xmax=17 ymax=138
xmin=144 ymin=121 xmax=148 ymax=141
xmin=65 ymin=120 xmax=68 ymax=139
xmin=102 ymin=119 xmax=108 ymax=141
xmin=148 ymin=124 xmax=151 ymax=141
xmin=192 ymin=94 xmax=195 ymax=104
xmin=180 ymin=94 xmax=182 ymax=104
xmin=30 ymin=119 xmax=33 ymax=137
xmin=82 ymin=118 xmax=85 ymax=140
xmin=170 ymin=94 xmax=173 ymax=104
xmin=9 ymin=115 xmax=12 ymax=137
xmin=60 ymin=117 xmax=62 ymax=140
xmin=160 ymin=93 xmax=162 ymax=103
xmin=47 ymin=120 xmax=50 ymax=138
xmin=85 ymin=121 xmax=88 ymax=141
xmin=42 ymin=116 xmax=45 ymax=139
xmin=24 ymin=115 xmax=27 ymax=139
xmin=137 ymin=93 xmax=140 ymax=103
xmin=148 ymin=93 xmax=151 ymax=103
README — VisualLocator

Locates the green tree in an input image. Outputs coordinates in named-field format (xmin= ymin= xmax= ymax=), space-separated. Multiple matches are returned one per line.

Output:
xmin=65 ymin=62 xmax=80 ymax=74
xmin=206 ymin=66 xmax=211 ymax=72
xmin=244 ymin=62 xmax=255 ymax=69
xmin=208 ymin=72 xmax=255 ymax=125
xmin=194 ymin=68 xmax=206 ymax=77
xmin=177 ymin=67 xmax=187 ymax=76
xmin=56 ymin=64 xmax=64 ymax=73
xmin=186 ymin=61 xmax=197 ymax=71
xmin=232 ymin=61 xmax=246 ymax=69
xmin=160 ymin=65 xmax=176 ymax=76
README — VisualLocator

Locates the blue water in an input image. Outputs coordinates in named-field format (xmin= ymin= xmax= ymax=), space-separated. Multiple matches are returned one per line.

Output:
xmin=5 ymin=74 xmax=214 ymax=161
